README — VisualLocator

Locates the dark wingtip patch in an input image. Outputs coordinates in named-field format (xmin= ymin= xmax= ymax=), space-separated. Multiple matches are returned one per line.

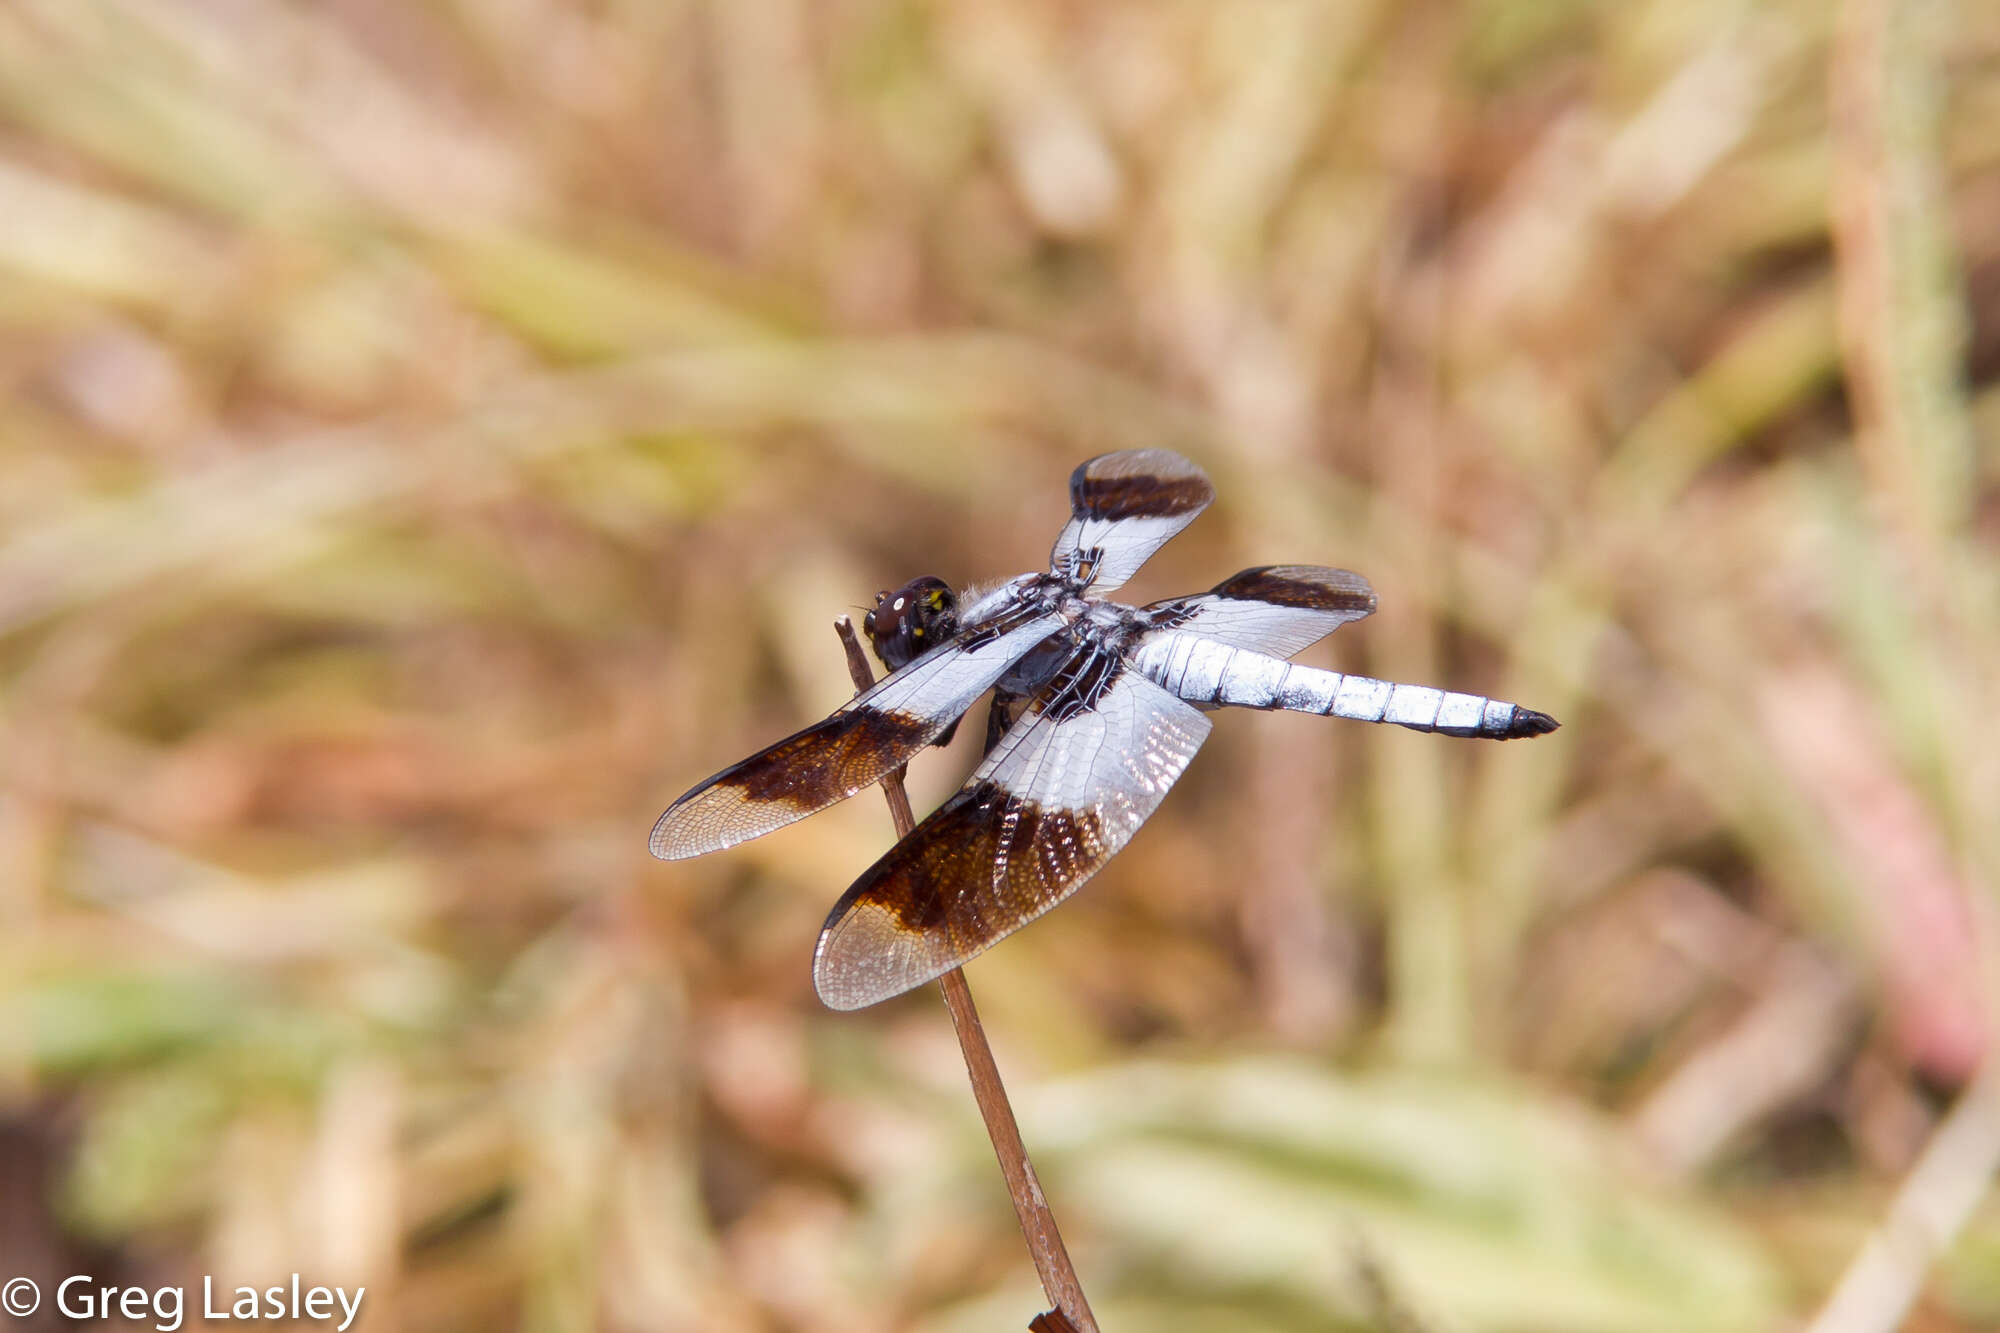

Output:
xmin=1210 ymin=565 xmax=1377 ymax=616
xmin=1070 ymin=449 xmax=1214 ymax=521
xmin=1507 ymin=708 xmax=1560 ymax=738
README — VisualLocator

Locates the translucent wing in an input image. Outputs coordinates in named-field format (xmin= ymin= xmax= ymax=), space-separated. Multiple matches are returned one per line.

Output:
xmin=813 ymin=650 xmax=1210 ymax=1009
xmin=1144 ymin=565 xmax=1375 ymax=658
xmin=1048 ymin=449 xmax=1214 ymax=593
xmin=650 ymin=609 xmax=1062 ymax=860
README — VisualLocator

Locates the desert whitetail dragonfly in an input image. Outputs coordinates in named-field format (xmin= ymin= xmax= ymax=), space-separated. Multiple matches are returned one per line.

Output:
xmin=653 ymin=450 xmax=1557 ymax=1009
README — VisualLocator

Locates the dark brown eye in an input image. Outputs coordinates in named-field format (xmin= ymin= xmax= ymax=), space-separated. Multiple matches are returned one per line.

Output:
xmin=862 ymin=575 xmax=958 ymax=671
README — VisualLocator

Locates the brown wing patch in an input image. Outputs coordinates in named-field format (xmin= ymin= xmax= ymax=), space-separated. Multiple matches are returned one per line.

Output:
xmin=650 ymin=708 xmax=932 ymax=859
xmin=1069 ymin=449 xmax=1215 ymax=521
xmin=728 ymin=710 xmax=932 ymax=802
xmin=815 ymin=647 xmax=1210 ymax=1009
xmin=1211 ymin=565 xmax=1377 ymax=615
xmin=813 ymin=781 xmax=1108 ymax=1010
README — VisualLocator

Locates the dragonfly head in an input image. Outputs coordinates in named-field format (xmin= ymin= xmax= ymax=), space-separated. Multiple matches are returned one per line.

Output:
xmin=863 ymin=576 xmax=959 ymax=671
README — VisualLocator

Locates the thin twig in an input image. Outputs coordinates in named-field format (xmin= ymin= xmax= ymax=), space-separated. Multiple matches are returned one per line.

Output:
xmin=834 ymin=616 xmax=1098 ymax=1333
xmin=1828 ymin=0 xmax=1974 ymax=550
xmin=1799 ymin=1060 xmax=2000 ymax=1333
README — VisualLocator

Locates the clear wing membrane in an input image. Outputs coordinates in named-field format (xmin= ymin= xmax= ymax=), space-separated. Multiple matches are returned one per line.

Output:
xmin=813 ymin=653 xmax=1210 ymax=1009
xmin=1048 ymin=449 xmax=1214 ymax=593
xmin=649 ymin=610 xmax=1061 ymax=860
xmin=1146 ymin=565 xmax=1376 ymax=658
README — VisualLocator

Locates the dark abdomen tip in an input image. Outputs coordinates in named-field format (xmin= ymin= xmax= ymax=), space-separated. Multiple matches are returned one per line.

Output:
xmin=1506 ymin=707 xmax=1560 ymax=738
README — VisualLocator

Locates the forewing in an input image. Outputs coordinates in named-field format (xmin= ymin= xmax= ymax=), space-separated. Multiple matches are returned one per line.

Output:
xmin=1144 ymin=564 xmax=1376 ymax=658
xmin=1048 ymin=449 xmax=1214 ymax=593
xmin=649 ymin=610 xmax=1061 ymax=860
xmin=813 ymin=653 xmax=1210 ymax=1009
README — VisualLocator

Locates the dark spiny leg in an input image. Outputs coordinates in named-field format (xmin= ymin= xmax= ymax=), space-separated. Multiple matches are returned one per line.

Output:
xmin=984 ymin=689 xmax=1021 ymax=756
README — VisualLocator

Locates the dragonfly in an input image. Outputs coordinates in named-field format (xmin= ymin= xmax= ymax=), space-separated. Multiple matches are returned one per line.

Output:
xmin=652 ymin=450 xmax=1558 ymax=1010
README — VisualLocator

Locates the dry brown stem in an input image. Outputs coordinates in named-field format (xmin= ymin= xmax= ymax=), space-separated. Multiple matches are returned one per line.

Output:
xmin=833 ymin=616 xmax=1098 ymax=1333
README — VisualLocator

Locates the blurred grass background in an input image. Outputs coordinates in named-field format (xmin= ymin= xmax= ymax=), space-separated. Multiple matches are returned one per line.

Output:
xmin=1 ymin=0 xmax=1998 ymax=1330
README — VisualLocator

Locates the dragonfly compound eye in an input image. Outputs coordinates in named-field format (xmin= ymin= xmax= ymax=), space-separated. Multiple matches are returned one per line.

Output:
xmin=863 ymin=575 xmax=958 ymax=671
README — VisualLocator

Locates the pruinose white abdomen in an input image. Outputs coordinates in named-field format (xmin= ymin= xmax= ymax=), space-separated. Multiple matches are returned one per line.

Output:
xmin=1127 ymin=634 xmax=1523 ymax=738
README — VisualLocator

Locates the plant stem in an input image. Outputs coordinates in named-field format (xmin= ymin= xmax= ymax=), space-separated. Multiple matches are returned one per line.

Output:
xmin=834 ymin=617 xmax=1098 ymax=1333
